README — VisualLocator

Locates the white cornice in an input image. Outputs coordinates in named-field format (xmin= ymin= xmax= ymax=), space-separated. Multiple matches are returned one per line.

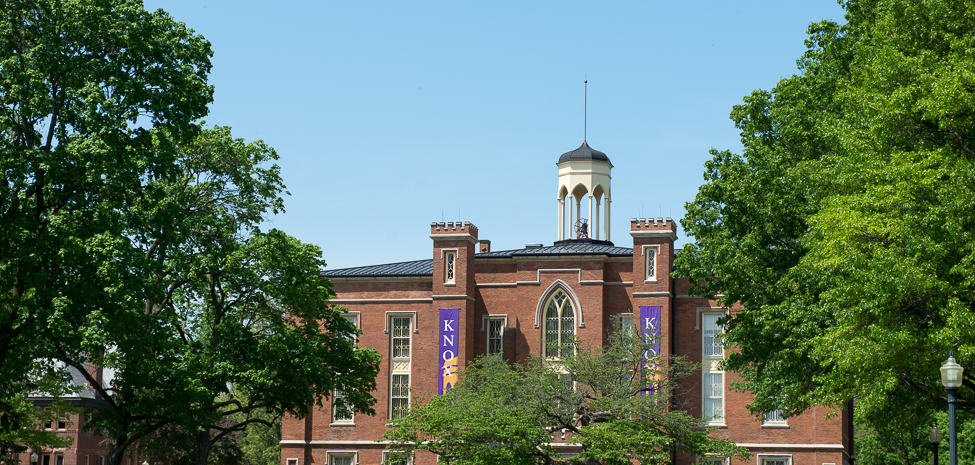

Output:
xmin=633 ymin=291 xmax=673 ymax=297
xmin=331 ymin=298 xmax=432 ymax=304
xmin=630 ymin=230 xmax=677 ymax=240
xmin=431 ymin=294 xmax=476 ymax=302
xmin=430 ymin=234 xmax=478 ymax=244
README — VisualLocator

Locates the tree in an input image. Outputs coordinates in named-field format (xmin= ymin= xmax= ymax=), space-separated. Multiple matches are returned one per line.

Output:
xmin=53 ymin=127 xmax=381 ymax=465
xmin=0 ymin=0 xmax=212 ymax=458
xmin=0 ymin=2 xmax=381 ymax=460
xmin=678 ymin=0 xmax=975 ymax=449
xmin=383 ymin=328 xmax=747 ymax=465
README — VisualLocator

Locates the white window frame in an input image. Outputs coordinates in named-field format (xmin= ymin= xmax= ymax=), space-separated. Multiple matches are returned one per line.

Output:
xmin=757 ymin=455 xmax=792 ymax=465
xmin=331 ymin=388 xmax=354 ymax=425
xmin=390 ymin=373 xmax=410 ymax=420
xmin=762 ymin=409 xmax=788 ymax=427
xmin=642 ymin=245 xmax=660 ymax=282
xmin=702 ymin=311 xmax=725 ymax=426
xmin=702 ymin=313 xmax=724 ymax=357
xmin=382 ymin=450 xmax=412 ymax=465
xmin=325 ymin=451 xmax=357 ymax=465
xmin=482 ymin=315 xmax=506 ymax=356
xmin=699 ymin=458 xmax=727 ymax=465
xmin=617 ymin=312 xmax=633 ymax=335
xmin=286 ymin=459 xmax=298 ymax=465
xmin=391 ymin=317 xmax=412 ymax=360
xmin=442 ymin=249 xmax=457 ymax=285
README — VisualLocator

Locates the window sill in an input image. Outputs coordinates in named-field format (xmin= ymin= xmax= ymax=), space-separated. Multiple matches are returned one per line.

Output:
xmin=644 ymin=279 xmax=658 ymax=284
xmin=330 ymin=422 xmax=356 ymax=427
xmin=443 ymin=283 xmax=456 ymax=287
xmin=707 ymin=423 xmax=727 ymax=428
xmin=761 ymin=423 xmax=789 ymax=429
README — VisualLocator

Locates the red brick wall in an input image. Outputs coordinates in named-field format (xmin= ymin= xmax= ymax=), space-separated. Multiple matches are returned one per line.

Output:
xmin=281 ymin=219 xmax=850 ymax=465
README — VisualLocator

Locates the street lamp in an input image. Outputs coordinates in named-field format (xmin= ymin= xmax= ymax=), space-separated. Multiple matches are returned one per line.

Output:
xmin=940 ymin=352 xmax=964 ymax=465
xmin=30 ymin=452 xmax=38 ymax=464
xmin=931 ymin=425 xmax=943 ymax=465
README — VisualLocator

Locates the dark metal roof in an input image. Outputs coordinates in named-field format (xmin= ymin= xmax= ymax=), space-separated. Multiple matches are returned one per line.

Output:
xmin=323 ymin=242 xmax=634 ymax=278
xmin=479 ymin=242 xmax=633 ymax=258
xmin=323 ymin=259 xmax=433 ymax=277
xmin=557 ymin=141 xmax=611 ymax=164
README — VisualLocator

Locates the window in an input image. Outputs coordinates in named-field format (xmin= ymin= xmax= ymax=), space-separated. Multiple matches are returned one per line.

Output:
xmin=487 ymin=318 xmax=504 ymax=356
xmin=382 ymin=451 xmax=410 ymax=465
xmin=391 ymin=374 xmax=410 ymax=419
xmin=390 ymin=315 xmax=411 ymax=420
xmin=760 ymin=457 xmax=790 ymax=465
xmin=328 ymin=454 xmax=355 ymax=465
xmin=286 ymin=459 xmax=299 ymax=465
xmin=55 ymin=456 xmax=63 ymax=465
xmin=341 ymin=314 xmax=358 ymax=341
xmin=544 ymin=290 xmax=575 ymax=359
xmin=444 ymin=251 xmax=456 ymax=284
xmin=392 ymin=317 xmax=411 ymax=359
xmin=702 ymin=313 xmax=723 ymax=357
xmin=57 ymin=419 xmax=66 ymax=430
xmin=701 ymin=458 xmax=725 ymax=465
xmin=332 ymin=389 xmax=353 ymax=424
xmin=763 ymin=409 xmax=787 ymax=426
xmin=645 ymin=248 xmax=656 ymax=281
xmin=703 ymin=372 xmax=724 ymax=424
xmin=702 ymin=312 xmax=725 ymax=424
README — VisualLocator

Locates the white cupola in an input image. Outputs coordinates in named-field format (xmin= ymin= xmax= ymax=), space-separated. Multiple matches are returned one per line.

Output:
xmin=556 ymin=141 xmax=612 ymax=242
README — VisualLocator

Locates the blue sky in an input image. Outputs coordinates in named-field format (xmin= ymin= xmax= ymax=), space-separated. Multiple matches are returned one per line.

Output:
xmin=144 ymin=1 xmax=847 ymax=270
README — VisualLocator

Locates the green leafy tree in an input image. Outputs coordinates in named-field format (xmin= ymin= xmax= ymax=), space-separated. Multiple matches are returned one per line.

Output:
xmin=384 ymin=329 xmax=747 ymax=465
xmin=0 ymin=0 xmax=212 ymax=459
xmin=678 ymin=0 xmax=975 ymax=457
xmin=53 ymin=127 xmax=380 ymax=465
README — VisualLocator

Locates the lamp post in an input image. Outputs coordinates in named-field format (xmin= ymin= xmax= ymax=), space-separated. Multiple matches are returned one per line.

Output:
xmin=30 ymin=452 xmax=38 ymax=465
xmin=940 ymin=352 xmax=964 ymax=465
xmin=931 ymin=425 xmax=943 ymax=465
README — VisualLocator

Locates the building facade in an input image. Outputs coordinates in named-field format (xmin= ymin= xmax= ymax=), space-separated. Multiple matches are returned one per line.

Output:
xmin=281 ymin=142 xmax=854 ymax=465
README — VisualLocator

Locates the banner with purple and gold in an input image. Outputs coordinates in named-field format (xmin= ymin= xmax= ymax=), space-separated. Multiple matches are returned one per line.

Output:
xmin=439 ymin=308 xmax=459 ymax=395
xmin=639 ymin=305 xmax=661 ymax=395
xmin=639 ymin=305 xmax=661 ymax=356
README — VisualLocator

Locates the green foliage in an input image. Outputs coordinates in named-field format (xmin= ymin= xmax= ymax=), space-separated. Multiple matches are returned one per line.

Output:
xmin=0 ymin=2 xmax=380 ymax=463
xmin=0 ymin=0 xmax=212 ymax=458
xmin=60 ymin=127 xmax=382 ymax=465
xmin=384 ymin=329 xmax=747 ymax=465
xmin=678 ymin=0 xmax=975 ymax=459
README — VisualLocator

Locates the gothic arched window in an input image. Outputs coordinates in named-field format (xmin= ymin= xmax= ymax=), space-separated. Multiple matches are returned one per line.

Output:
xmin=544 ymin=289 xmax=575 ymax=359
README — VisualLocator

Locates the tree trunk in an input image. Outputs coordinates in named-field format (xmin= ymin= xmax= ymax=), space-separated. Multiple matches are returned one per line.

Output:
xmin=195 ymin=428 xmax=211 ymax=465
xmin=105 ymin=440 xmax=127 ymax=465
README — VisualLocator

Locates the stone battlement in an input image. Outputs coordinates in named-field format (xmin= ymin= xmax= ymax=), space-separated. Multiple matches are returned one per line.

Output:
xmin=630 ymin=217 xmax=677 ymax=233
xmin=431 ymin=221 xmax=479 ymax=239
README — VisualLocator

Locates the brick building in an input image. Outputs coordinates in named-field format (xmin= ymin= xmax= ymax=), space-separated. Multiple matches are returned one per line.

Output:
xmin=281 ymin=141 xmax=854 ymax=465
xmin=15 ymin=365 xmax=129 ymax=465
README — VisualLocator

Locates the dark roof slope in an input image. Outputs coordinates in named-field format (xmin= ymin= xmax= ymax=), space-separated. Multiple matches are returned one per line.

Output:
xmin=323 ymin=242 xmax=633 ymax=278
xmin=557 ymin=141 xmax=611 ymax=164
xmin=323 ymin=259 xmax=432 ymax=277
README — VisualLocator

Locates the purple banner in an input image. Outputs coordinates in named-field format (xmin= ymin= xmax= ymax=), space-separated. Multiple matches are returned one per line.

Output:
xmin=639 ymin=306 xmax=661 ymax=395
xmin=439 ymin=308 xmax=459 ymax=395
xmin=639 ymin=305 xmax=661 ymax=356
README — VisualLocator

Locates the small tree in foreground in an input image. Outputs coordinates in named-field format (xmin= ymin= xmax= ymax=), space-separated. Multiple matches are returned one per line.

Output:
xmin=383 ymin=328 xmax=748 ymax=465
